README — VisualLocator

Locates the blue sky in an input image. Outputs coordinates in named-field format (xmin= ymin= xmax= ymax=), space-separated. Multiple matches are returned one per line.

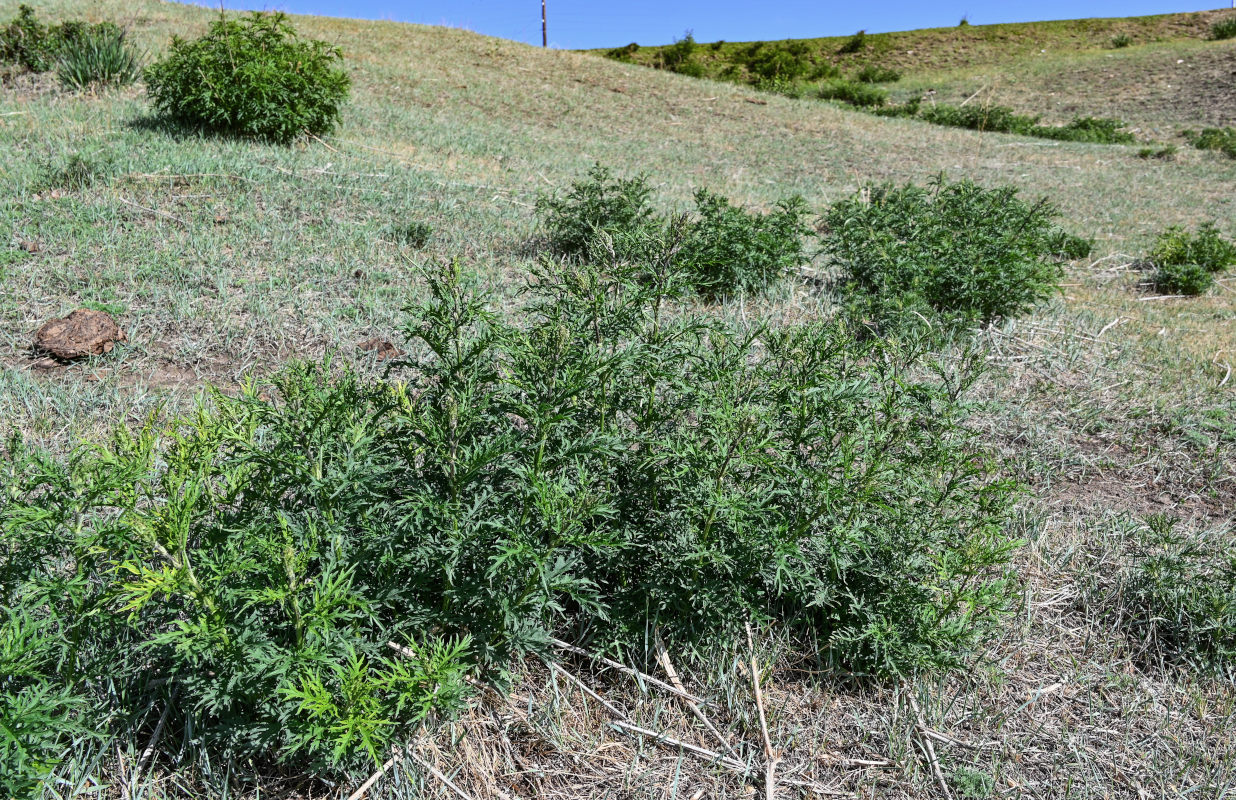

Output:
xmin=182 ymin=2 xmax=1220 ymax=49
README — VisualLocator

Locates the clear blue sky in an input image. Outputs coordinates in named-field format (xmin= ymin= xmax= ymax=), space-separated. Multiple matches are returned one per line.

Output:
xmin=182 ymin=2 xmax=1222 ymax=49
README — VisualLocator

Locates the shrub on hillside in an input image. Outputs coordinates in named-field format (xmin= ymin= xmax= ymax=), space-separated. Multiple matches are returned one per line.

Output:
xmin=823 ymin=176 xmax=1063 ymax=329
xmin=1185 ymin=127 xmax=1236 ymax=159
xmin=1033 ymin=116 xmax=1135 ymax=144
xmin=743 ymin=40 xmax=810 ymax=82
xmin=55 ymin=24 xmax=141 ymax=89
xmin=0 ymin=5 xmax=56 ymax=72
xmin=920 ymin=103 xmax=1039 ymax=135
xmin=855 ymin=64 xmax=901 ymax=83
xmin=1 ymin=259 xmax=1021 ymax=781
xmin=818 ymin=78 xmax=887 ymax=107
xmin=1150 ymin=222 xmax=1236 ymax=294
xmin=1211 ymin=16 xmax=1236 ymax=41
xmin=1110 ymin=33 xmax=1133 ymax=48
xmin=838 ymin=30 xmax=867 ymax=54
xmin=658 ymin=30 xmax=701 ymax=75
xmin=677 ymin=190 xmax=811 ymax=298
xmin=535 ymin=164 xmax=659 ymax=261
xmin=144 ymin=12 xmax=350 ymax=144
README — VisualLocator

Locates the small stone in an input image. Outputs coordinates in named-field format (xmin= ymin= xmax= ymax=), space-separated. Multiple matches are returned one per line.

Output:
xmin=34 ymin=309 xmax=127 ymax=360
xmin=357 ymin=338 xmax=401 ymax=361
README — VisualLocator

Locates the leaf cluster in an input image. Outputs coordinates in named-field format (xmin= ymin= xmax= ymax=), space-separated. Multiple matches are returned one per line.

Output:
xmin=143 ymin=12 xmax=351 ymax=144
xmin=1150 ymin=221 xmax=1236 ymax=295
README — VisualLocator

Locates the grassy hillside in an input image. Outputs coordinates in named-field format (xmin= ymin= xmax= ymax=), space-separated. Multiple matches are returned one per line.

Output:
xmin=2 ymin=1 xmax=1235 ymax=798
xmin=598 ymin=9 xmax=1236 ymax=133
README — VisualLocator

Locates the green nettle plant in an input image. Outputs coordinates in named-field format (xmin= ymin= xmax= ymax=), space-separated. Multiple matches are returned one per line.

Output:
xmin=535 ymin=164 xmax=659 ymax=261
xmin=143 ymin=12 xmax=351 ymax=144
xmin=824 ymin=176 xmax=1063 ymax=330
xmin=1 ymin=258 xmax=1021 ymax=785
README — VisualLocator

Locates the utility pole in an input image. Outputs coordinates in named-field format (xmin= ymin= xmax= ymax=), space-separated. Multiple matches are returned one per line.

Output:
xmin=542 ymin=0 xmax=548 ymax=47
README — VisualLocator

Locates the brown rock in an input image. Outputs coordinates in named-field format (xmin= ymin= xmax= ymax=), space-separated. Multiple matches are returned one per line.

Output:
xmin=34 ymin=309 xmax=127 ymax=360
xmin=357 ymin=338 xmax=402 ymax=361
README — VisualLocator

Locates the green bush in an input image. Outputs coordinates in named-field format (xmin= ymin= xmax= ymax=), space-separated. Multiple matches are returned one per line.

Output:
xmin=743 ymin=40 xmax=810 ymax=82
xmin=676 ymin=190 xmax=812 ymax=298
xmin=855 ymin=64 xmax=901 ymax=83
xmin=1113 ymin=516 xmax=1236 ymax=669
xmin=1154 ymin=261 xmax=1214 ymax=295
xmin=823 ymin=176 xmax=1063 ymax=329
xmin=818 ymin=78 xmax=887 ymax=107
xmin=1211 ymin=16 xmax=1236 ymax=41
xmin=605 ymin=41 xmax=640 ymax=61
xmin=144 ymin=12 xmax=351 ymax=144
xmin=0 ymin=5 xmax=56 ymax=72
xmin=535 ymin=164 xmax=659 ymax=261
xmin=838 ymin=30 xmax=867 ymax=54
xmin=659 ymin=30 xmax=699 ymax=74
xmin=1151 ymin=222 xmax=1236 ymax=273
xmin=55 ymin=24 xmax=140 ymax=89
xmin=1110 ymin=33 xmax=1133 ymax=48
xmin=1185 ymin=127 xmax=1236 ymax=159
xmin=1 ymin=258 xmax=1021 ymax=782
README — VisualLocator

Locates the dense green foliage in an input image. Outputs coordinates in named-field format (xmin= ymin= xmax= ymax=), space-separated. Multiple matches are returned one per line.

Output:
xmin=658 ymin=30 xmax=702 ymax=76
xmin=1113 ymin=516 xmax=1236 ymax=671
xmin=1185 ymin=127 xmax=1236 ymax=159
xmin=144 ymin=12 xmax=351 ymax=144
xmin=55 ymin=24 xmax=140 ymax=89
xmin=823 ymin=176 xmax=1063 ymax=329
xmin=838 ymin=30 xmax=867 ymax=54
xmin=0 ymin=5 xmax=131 ymax=79
xmin=1 ymin=258 xmax=1021 ymax=784
xmin=818 ymin=79 xmax=888 ymax=107
xmin=676 ymin=190 xmax=812 ymax=298
xmin=1150 ymin=222 xmax=1236 ymax=295
xmin=1211 ymin=16 xmax=1236 ymax=41
xmin=536 ymin=164 xmax=659 ymax=261
xmin=1109 ymin=33 xmax=1133 ymax=48
xmin=537 ymin=166 xmax=811 ymax=298
xmin=1048 ymin=230 xmax=1094 ymax=261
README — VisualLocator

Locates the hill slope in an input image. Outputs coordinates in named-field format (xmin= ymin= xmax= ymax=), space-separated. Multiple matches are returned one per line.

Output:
xmin=2 ymin=2 xmax=1235 ymax=798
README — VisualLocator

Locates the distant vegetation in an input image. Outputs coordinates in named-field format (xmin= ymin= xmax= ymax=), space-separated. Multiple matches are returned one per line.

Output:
xmin=1185 ymin=127 xmax=1236 ymax=159
xmin=144 ymin=12 xmax=350 ymax=143
xmin=0 ymin=4 xmax=140 ymax=88
xmin=1212 ymin=16 xmax=1236 ymax=41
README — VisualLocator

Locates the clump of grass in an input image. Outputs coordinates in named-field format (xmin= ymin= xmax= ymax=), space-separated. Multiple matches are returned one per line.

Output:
xmin=1111 ymin=515 xmax=1236 ymax=670
xmin=1138 ymin=145 xmax=1177 ymax=160
xmin=818 ymin=78 xmax=887 ymax=107
xmin=838 ymin=30 xmax=867 ymax=54
xmin=37 ymin=151 xmax=111 ymax=191
xmin=823 ymin=175 xmax=1063 ymax=330
xmin=144 ymin=12 xmax=351 ymax=144
xmin=1210 ymin=16 xmax=1236 ymax=41
xmin=55 ymin=24 xmax=141 ymax=89
xmin=392 ymin=220 xmax=433 ymax=249
xmin=1110 ymin=33 xmax=1133 ymax=48
xmin=1149 ymin=221 xmax=1236 ymax=294
xmin=1184 ymin=127 xmax=1236 ymax=159
xmin=1 ymin=257 xmax=1021 ymax=782
xmin=855 ymin=64 xmax=901 ymax=83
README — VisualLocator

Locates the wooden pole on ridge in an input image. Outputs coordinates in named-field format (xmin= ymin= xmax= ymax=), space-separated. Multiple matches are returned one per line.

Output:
xmin=542 ymin=0 xmax=548 ymax=47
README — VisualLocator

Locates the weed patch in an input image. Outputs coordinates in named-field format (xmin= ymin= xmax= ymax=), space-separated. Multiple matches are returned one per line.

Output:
xmin=1185 ymin=127 xmax=1236 ymax=159
xmin=823 ymin=176 xmax=1063 ymax=330
xmin=1150 ymin=222 xmax=1236 ymax=294
xmin=1 ymin=259 xmax=1021 ymax=782
xmin=818 ymin=79 xmax=887 ymax=107
xmin=1211 ymin=16 xmax=1236 ymax=41
xmin=144 ymin=12 xmax=350 ymax=144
